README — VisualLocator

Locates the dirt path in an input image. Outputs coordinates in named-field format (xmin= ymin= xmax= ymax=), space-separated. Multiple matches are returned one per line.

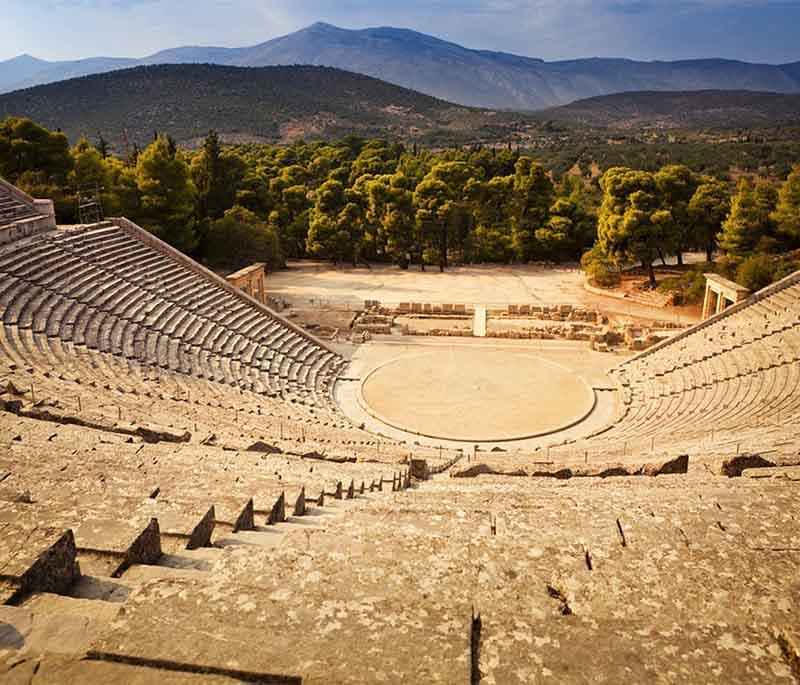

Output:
xmin=268 ymin=261 xmax=701 ymax=325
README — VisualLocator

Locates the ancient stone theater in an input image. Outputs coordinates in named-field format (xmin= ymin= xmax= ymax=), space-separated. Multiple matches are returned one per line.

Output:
xmin=0 ymin=178 xmax=798 ymax=683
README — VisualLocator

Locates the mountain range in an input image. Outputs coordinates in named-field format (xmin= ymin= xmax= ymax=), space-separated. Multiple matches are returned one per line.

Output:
xmin=543 ymin=90 xmax=800 ymax=130
xmin=2 ymin=22 xmax=800 ymax=110
xmin=0 ymin=64 xmax=537 ymax=146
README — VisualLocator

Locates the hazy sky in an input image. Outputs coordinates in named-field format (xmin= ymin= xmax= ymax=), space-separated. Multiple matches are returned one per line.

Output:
xmin=3 ymin=0 xmax=800 ymax=63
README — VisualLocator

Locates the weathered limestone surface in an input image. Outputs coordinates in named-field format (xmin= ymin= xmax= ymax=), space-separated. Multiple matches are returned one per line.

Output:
xmin=0 ymin=656 xmax=245 ymax=684
xmin=0 ymin=596 xmax=119 ymax=658
xmin=0 ymin=199 xmax=798 ymax=682
xmin=94 ymin=573 xmax=470 ymax=684
xmin=0 ymin=529 xmax=80 ymax=605
xmin=743 ymin=465 xmax=800 ymax=480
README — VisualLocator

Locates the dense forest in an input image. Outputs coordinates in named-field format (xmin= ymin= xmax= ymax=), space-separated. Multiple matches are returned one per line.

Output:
xmin=2 ymin=116 xmax=799 ymax=299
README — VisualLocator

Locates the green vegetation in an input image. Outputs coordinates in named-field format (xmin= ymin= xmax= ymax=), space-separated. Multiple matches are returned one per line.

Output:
xmin=0 ymin=64 xmax=538 ymax=148
xmin=541 ymin=91 xmax=800 ymax=132
xmin=773 ymin=163 xmax=800 ymax=247
xmin=204 ymin=207 xmax=281 ymax=272
xmin=596 ymin=167 xmax=673 ymax=288
xmin=2 ymin=64 xmax=799 ymax=185
xmin=581 ymin=245 xmax=621 ymax=288
xmin=588 ymin=161 xmax=800 ymax=290
xmin=527 ymin=134 xmax=800 ymax=181
xmin=2 ymin=116 xmax=799 ymax=295
xmin=656 ymin=267 xmax=709 ymax=305
xmin=136 ymin=135 xmax=198 ymax=253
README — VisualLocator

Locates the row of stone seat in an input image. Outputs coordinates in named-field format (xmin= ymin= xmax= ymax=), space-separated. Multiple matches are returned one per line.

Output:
xmin=0 ymin=192 xmax=38 ymax=227
xmin=622 ymin=277 xmax=800 ymax=381
xmin=0 ymin=332 xmax=462 ymax=467
xmin=0 ymin=223 xmax=342 ymax=408
xmin=21 ymin=470 xmax=791 ymax=684
xmin=565 ymin=272 xmax=800 ymax=458
xmin=0 ymin=411 xmax=411 ymax=606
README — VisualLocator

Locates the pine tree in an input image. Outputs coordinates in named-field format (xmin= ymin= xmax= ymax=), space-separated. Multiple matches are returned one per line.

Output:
xmin=509 ymin=157 xmax=554 ymax=262
xmin=191 ymin=130 xmax=245 ymax=221
xmin=136 ymin=135 xmax=198 ymax=253
xmin=718 ymin=179 xmax=777 ymax=257
xmin=95 ymin=134 xmax=110 ymax=159
xmin=772 ymin=164 xmax=800 ymax=249
xmin=596 ymin=167 xmax=677 ymax=288
xmin=688 ymin=177 xmax=730 ymax=262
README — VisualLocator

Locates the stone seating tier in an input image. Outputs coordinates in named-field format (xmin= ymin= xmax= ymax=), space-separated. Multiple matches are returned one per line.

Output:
xmin=0 ymin=222 xmax=341 ymax=408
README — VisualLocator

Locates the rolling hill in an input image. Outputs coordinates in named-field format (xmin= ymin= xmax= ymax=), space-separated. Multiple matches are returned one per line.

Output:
xmin=541 ymin=90 xmax=800 ymax=130
xmin=2 ymin=23 xmax=799 ymax=109
xmin=0 ymin=64 xmax=537 ymax=146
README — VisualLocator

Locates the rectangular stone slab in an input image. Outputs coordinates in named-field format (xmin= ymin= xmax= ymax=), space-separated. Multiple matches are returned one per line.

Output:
xmin=0 ymin=526 xmax=79 ymax=604
xmin=0 ymin=502 xmax=162 ymax=578
xmin=93 ymin=570 xmax=471 ymax=684
xmin=1 ymin=653 xmax=254 ymax=684
xmin=478 ymin=616 xmax=795 ymax=684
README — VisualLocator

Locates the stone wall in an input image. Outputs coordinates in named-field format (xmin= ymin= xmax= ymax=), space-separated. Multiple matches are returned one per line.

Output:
xmin=226 ymin=263 xmax=267 ymax=304
xmin=0 ymin=177 xmax=56 ymax=245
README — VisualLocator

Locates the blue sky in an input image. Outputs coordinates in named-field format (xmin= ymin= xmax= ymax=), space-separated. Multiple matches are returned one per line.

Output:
xmin=4 ymin=0 xmax=800 ymax=63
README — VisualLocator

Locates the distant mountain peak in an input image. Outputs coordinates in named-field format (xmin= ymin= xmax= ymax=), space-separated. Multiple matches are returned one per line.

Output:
xmin=1 ymin=24 xmax=799 ymax=109
xmin=305 ymin=22 xmax=345 ymax=33
xmin=3 ymin=54 xmax=48 ymax=66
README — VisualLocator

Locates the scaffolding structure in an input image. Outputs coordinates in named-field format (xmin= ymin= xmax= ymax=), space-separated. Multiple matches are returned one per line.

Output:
xmin=76 ymin=185 xmax=105 ymax=225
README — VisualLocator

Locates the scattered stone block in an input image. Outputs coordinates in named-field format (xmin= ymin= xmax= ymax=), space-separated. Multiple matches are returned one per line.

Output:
xmin=233 ymin=499 xmax=255 ymax=533
xmin=410 ymin=459 xmax=430 ymax=481
xmin=721 ymin=454 xmax=775 ymax=477
xmin=267 ymin=493 xmax=286 ymax=525
xmin=246 ymin=441 xmax=282 ymax=454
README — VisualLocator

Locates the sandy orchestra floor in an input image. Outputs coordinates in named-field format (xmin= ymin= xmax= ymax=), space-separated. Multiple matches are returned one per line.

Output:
xmin=360 ymin=346 xmax=596 ymax=441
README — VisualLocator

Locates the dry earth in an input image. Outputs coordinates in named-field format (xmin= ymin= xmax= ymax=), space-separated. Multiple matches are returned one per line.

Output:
xmin=267 ymin=261 xmax=701 ymax=326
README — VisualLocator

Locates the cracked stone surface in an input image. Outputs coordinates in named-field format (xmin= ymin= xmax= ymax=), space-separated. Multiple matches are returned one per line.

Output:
xmin=0 ymin=214 xmax=799 ymax=682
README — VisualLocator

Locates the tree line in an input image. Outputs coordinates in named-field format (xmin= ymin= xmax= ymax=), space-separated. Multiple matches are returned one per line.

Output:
xmin=589 ymin=165 xmax=800 ymax=291
xmin=1 ymin=117 xmax=798 ymax=292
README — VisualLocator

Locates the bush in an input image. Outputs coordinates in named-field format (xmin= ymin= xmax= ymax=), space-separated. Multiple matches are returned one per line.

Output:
xmin=773 ymin=259 xmax=800 ymax=282
xmin=715 ymin=254 xmax=741 ymax=281
xmin=581 ymin=245 xmax=621 ymax=287
xmin=735 ymin=254 xmax=776 ymax=292
xmin=657 ymin=266 xmax=708 ymax=305
xmin=202 ymin=206 xmax=282 ymax=271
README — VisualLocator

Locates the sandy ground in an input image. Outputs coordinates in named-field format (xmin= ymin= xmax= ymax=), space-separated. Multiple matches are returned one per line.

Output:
xmin=336 ymin=336 xmax=630 ymax=450
xmin=268 ymin=261 xmax=701 ymax=325
xmin=360 ymin=347 xmax=595 ymax=441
